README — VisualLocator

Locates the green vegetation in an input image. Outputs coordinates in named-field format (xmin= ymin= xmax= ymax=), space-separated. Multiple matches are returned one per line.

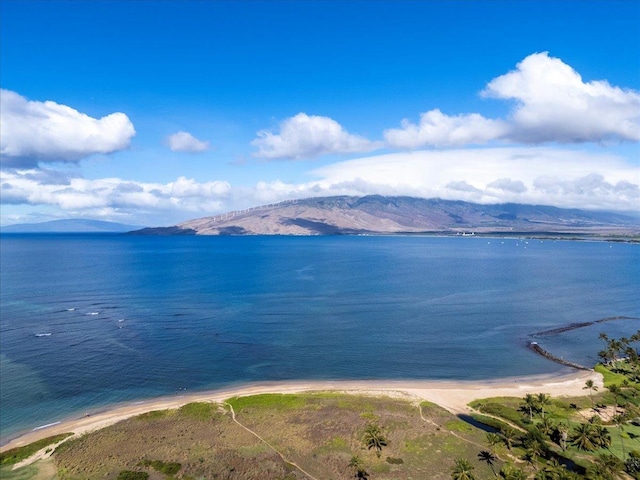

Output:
xmin=451 ymin=458 xmax=476 ymax=480
xmin=362 ymin=423 xmax=388 ymax=458
xmin=469 ymin=413 xmax=512 ymax=432
xmin=226 ymin=392 xmax=308 ymax=411
xmin=46 ymin=392 xmax=487 ymax=479
xmin=116 ymin=471 xmax=148 ymax=480
xmin=445 ymin=419 xmax=474 ymax=432
xmin=349 ymin=455 xmax=369 ymax=479
xmin=595 ymin=363 xmax=630 ymax=386
xmin=135 ymin=409 xmax=171 ymax=421
xmin=469 ymin=399 xmax=526 ymax=426
xmin=0 ymin=460 xmax=56 ymax=480
xmin=0 ymin=433 xmax=73 ymax=465
xmin=177 ymin=401 xmax=216 ymax=420
xmin=138 ymin=459 xmax=181 ymax=475
xmin=462 ymin=330 xmax=640 ymax=479
xmin=7 ymin=330 xmax=640 ymax=479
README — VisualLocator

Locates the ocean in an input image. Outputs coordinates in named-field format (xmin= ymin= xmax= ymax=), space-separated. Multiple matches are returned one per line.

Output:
xmin=1 ymin=234 xmax=638 ymax=442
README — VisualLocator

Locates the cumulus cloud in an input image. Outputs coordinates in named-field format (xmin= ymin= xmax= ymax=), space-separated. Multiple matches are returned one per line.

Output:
xmin=0 ymin=170 xmax=230 ymax=213
xmin=167 ymin=131 xmax=210 ymax=152
xmin=486 ymin=178 xmax=527 ymax=193
xmin=446 ymin=181 xmax=483 ymax=193
xmin=483 ymin=52 xmax=640 ymax=143
xmin=306 ymin=148 xmax=639 ymax=210
xmin=2 ymin=148 xmax=638 ymax=225
xmin=0 ymin=89 xmax=135 ymax=167
xmin=252 ymin=113 xmax=381 ymax=160
xmin=533 ymin=173 xmax=639 ymax=197
xmin=385 ymin=109 xmax=507 ymax=148
xmin=385 ymin=52 xmax=640 ymax=149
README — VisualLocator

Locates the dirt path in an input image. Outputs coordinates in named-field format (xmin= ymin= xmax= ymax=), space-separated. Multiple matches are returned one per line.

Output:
xmin=2 ymin=371 xmax=602 ymax=454
xmin=222 ymin=402 xmax=320 ymax=480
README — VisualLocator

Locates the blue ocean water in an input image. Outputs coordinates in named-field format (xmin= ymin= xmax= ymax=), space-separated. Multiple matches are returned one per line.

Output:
xmin=1 ymin=234 xmax=638 ymax=442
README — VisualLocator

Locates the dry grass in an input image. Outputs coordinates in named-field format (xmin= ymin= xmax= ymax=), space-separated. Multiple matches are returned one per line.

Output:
xmin=50 ymin=393 xmax=493 ymax=479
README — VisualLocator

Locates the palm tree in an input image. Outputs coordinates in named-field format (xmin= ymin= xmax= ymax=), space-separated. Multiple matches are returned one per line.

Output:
xmin=486 ymin=432 xmax=502 ymax=454
xmin=478 ymin=450 xmax=497 ymax=477
xmin=591 ymin=453 xmax=624 ymax=479
xmin=522 ymin=393 xmax=538 ymax=421
xmin=537 ymin=393 xmax=551 ymax=419
xmin=537 ymin=458 xmax=569 ymax=480
xmin=451 ymin=458 xmax=476 ymax=480
xmin=583 ymin=379 xmax=598 ymax=407
xmin=555 ymin=421 xmax=569 ymax=451
xmin=570 ymin=422 xmax=598 ymax=451
xmin=501 ymin=427 xmax=517 ymax=451
xmin=362 ymin=423 xmax=387 ymax=458
xmin=607 ymin=384 xmax=622 ymax=410
xmin=598 ymin=348 xmax=615 ymax=366
xmin=593 ymin=423 xmax=612 ymax=450
xmin=523 ymin=448 xmax=539 ymax=472
xmin=537 ymin=416 xmax=554 ymax=436
xmin=608 ymin=339 xmax=624 ymax=364
xmin=499 ymin=462 xmax=527 ymax=480
xmin=612 ymin=414 xmax=627 ymax=459
xmin=348 ymin=455 xmax=369 ymax=479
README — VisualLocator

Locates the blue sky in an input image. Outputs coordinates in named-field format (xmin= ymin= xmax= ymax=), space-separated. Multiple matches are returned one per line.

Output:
xmin=1 ymin=0 xmax=638 ymax=226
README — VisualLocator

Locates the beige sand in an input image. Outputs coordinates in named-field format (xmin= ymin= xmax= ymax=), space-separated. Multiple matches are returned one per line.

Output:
xmin=1 ymin=370 xmax=602 ymax=453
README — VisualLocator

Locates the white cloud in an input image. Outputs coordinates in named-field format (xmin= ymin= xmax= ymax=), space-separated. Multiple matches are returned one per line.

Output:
xmin=486 ymin=178 xmax=527 ymax=193
xmin=446 ymin=181 xmax=482 ymax=193
xmin=252 ymin=113 xmax=381 ymax=160
xmin=0 ymin=89 xmax=135 ymax=167
xmin=305 ymin=148 xmax=639 ymax=210
xmin=384 ymin=109 xmax=507 ymax=148
xmin=483 ymin=52 xmax=640 ymax=143
xmin=167 ymin=131 xmax=210 ymax=152
xmin=384 ymin=53 xmax=640 ymax=149
xmin=2 ymin=149 xmax=638 ymax=226
xmin=0 ymin=170 xmax=230 ymax=213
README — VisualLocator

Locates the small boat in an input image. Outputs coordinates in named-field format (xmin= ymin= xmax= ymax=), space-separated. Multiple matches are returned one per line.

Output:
xmin=35 ymin=333 xmax=52 ymax=337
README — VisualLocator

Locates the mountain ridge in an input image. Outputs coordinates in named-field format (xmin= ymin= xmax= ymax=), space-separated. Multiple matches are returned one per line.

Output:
xmin=1 ymin=219 xmax=145 ymax=233
xmin=131 ymin=195 xmax=640 ymax=237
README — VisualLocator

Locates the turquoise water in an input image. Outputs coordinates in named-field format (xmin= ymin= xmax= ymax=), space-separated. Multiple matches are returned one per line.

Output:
xmin=1 ymin=234 xmax=638 ymax=442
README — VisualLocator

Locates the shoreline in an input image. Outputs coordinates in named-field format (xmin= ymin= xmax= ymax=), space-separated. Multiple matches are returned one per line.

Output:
xmin=0 ymin=370 xmax=602 ymax=453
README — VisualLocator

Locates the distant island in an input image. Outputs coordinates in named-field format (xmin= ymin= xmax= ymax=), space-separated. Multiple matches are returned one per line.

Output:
xmin=131 ymin=195 xmax=640 ymax=239
xmin=1 ymin=219 xmax=145 ymax=234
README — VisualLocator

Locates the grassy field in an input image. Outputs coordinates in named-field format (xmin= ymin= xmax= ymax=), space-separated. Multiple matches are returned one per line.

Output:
xmin=5 ymin=385 xmax=640 ymax=479
xmin=9 ymin=393 xmax=498 ymax=480
xmin=6 ymin=362 xmax=640 ymax=479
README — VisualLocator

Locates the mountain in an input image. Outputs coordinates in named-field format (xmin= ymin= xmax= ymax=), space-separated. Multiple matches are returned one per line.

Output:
xmin=131 ymin=196 xmax=640 ymax=237
xmin=1 ymin=219 xmax=145 ymax=233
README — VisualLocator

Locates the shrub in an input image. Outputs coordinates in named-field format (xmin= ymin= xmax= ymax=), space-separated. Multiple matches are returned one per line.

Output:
xmin=116 ymin=471 xmax=149 ymax=480
xmin=386 ymin=456 xmax=404 ymax=464
xmin=139 ymin=459 xmax=182 ymax=475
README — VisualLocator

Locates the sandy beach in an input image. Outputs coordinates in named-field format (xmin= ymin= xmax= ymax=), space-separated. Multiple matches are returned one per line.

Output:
xmin=0 ymin=369 xmax=602 ymax=453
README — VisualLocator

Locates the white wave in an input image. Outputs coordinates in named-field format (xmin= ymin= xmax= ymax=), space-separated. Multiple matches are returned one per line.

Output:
xmin=35 ymin=333 xmax=52 ymax=337
xmin=32 ymin=421 xmax=61 ymax=431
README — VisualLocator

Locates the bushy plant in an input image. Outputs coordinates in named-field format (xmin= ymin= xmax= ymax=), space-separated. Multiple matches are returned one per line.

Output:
xmin=116 ymin=471 xmax=149 ymax=480
xmin=139 ymin=459 xmax=181 ymax=475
